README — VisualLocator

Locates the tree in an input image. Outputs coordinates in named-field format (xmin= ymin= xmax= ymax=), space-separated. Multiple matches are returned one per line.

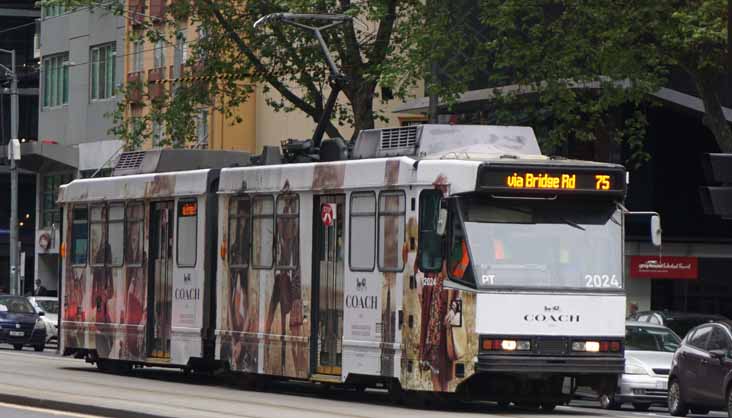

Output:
xmin=480 ymin=0 xmax=732 ymax=159
xmin=47 ymin=0 xmax=478 ymax=149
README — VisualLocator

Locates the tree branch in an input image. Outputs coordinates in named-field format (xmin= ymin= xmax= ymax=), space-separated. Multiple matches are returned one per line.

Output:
xmin=366 ymin=0 xmax=397 ymax=66
xmin=199 ymin=0 xmax=342 ymax=139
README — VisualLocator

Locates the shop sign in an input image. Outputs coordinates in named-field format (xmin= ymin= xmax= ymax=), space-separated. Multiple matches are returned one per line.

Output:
xmin=630 ymin=256 xmax=698 ymax=279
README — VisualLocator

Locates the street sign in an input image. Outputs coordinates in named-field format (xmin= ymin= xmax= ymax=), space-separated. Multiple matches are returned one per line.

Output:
xmin=321 ymin=203 xmax=336 ymax=226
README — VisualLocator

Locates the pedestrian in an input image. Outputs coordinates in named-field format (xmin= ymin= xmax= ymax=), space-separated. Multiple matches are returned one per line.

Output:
xmin=34 ymin=279 xmax=48 ymax=296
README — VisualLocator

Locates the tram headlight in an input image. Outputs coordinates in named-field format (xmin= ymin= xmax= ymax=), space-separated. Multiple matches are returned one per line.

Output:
xmin=482 ymin=338 xmax=531 ymax=352
xmin=501 ymin=340 xmax=517 ymax=351
xmin=572 ymin=341 xmax=600 ymax=352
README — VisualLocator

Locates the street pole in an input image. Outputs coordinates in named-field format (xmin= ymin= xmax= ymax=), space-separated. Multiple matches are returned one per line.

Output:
xmin=1 ymin=48 xmax=19 ymax=295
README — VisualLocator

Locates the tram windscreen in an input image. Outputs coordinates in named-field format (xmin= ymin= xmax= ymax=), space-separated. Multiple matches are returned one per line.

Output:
xmin=458 ymin=198 xmax=622 ymax=291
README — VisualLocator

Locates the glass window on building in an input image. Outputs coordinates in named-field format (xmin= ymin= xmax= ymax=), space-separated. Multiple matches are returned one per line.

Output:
xmin=196 ymin=109 xmax=208 ymax=147
xmin=132 ymin=40 xmax=144 ymax=73
xmin=90 ymin=43 xmax=116 ymax=100
xmin=42 ymin=53 xmax=69 ymax=108
xmin=152 ymin=120 xmax=165 ymax=147
xmin=42 ymin=173 xmax=73 ymax=227
xmin=174 ymin=28 xmax=188 ymax=73
xmin=43 ymin=4 xmax=65 ymax=18
xmin=154 ymin=39 xmax=166 ymax=69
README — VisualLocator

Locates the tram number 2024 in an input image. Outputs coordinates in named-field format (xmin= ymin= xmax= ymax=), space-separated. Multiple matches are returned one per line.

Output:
xmin=585 ymin=274 xmax=621 ymax=288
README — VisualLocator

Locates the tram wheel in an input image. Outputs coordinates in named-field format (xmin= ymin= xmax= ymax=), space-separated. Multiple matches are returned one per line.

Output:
xmin=541 ymin=403 xmax=557 ymax=412
xmin=633 ymin=403 xmax=651 ymax=412
xmin=496 ymin=401 xmax=511 ymax=409
xmin=12 ymin=344 xmax=23 ymax=351
xmin=600 ymin=393 xmax=619 ymax=410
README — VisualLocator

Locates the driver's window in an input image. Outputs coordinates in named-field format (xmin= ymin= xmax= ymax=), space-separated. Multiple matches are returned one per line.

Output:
xmin=418 ymin=190 xmax=443 ymax=272
xmin=708 ymin=327 xmax=732 ymax=351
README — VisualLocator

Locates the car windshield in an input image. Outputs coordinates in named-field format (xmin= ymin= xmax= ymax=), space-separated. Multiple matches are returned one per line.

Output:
xmin=0 ymin=297 xmax=36 ymax=314
xmin=626 ymin=325 xmax=681 ymax=352
xmin=458 ymin=197 xmax=622 ymax=290
xmin=665 ymin=318 xmax=719 ymax=338
xmin=37 ymin=300 xmax=59 ymax=314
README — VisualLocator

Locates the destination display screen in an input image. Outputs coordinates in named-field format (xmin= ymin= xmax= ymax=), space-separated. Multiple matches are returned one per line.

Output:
xmin=477 ymin=164 xmax=626 ymax=195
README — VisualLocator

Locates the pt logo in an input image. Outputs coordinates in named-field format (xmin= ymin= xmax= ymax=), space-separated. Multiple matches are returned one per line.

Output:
xmin=356 ymin=277 xmax=366 ymax=291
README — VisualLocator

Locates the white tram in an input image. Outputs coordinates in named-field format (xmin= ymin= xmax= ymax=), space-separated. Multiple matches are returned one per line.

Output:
xmin=60 ymin=124 xmax=632 ymax=406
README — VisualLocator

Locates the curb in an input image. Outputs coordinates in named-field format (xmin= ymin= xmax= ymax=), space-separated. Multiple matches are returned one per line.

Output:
xmin=0 ymin=393 xmax=169 ymax=418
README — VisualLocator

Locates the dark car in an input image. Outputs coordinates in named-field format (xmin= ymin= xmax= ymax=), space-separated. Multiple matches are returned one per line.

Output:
xmin=667 ymin=320 xmax=732 ymax=416
xmin=630 ymin=311 xmax=726 ymax=338
xmin=0 ymin=295 xmax=47 ymax=351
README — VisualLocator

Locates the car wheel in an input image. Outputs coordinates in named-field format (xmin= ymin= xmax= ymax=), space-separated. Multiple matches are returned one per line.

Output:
xmin=633 ymin=403 xmax=651 ymax=411
xmin=727 ymin=386 xmax=732 ymax=418
xmin=33 ymin=344 xmax=45 ymax=352
xmin=12 ymin=344 xmax=23 ymax=351
xmin=600 ymin=393 xmax=619 ymax=410
xmin=668 ymin=380 xmax=689 ymax=417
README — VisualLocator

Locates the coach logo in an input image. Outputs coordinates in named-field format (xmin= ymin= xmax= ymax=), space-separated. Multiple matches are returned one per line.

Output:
xmin=184 ymin=273 xmax=191 ymax=283
xmin=356 ymin=277 xmax=366 ymax=291
xmin=524 ymin=313 xmax=580 ymax=323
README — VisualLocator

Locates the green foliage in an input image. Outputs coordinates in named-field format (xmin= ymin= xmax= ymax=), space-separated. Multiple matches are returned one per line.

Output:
xmin=480 ymin=0 xmax=732 ymax=158
xmin=42 ymin=0 xmax=473 ymax=148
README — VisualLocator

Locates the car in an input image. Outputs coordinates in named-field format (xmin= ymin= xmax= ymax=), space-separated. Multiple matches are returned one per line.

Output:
xmin=668 ymin=320 xmax=732 ymax=417
xmin=629 ymin=310 xmax=727 ymax=338
xmin=27 ymin=296 xmax=58 ymax=345
xmin=0 ymin=295 xmax=47 ymax=351
xmin=598 ymin=321 xmax=681 ymax=411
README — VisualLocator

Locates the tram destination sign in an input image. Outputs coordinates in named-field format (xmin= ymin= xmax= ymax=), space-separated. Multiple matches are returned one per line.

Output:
xmin=477 ymin=164 xmax=626 ymax=196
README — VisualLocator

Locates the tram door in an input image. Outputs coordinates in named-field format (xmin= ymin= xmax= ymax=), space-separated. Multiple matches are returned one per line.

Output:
xmin=311 ymin=195 xmax=345 ymax=376
xmin=147 ymin=201 xmax=173 ymax=359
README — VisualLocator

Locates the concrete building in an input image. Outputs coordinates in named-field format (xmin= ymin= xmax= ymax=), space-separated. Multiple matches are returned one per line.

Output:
xmin=32 ymin=3 xmax=125 ymax=293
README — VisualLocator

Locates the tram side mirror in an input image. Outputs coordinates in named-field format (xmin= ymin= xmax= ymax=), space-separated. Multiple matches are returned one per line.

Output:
xmin=650 ymin=215 xmax=662 ymax=247
xmin=436 ymin=208 xmax=448 ymax=236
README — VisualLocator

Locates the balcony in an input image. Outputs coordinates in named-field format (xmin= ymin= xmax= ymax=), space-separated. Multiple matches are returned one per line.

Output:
xmin=147 ymin=67 xmax=166 ymax=101
xmin=150 ymin=0 xmax=166 ymax=21
xmin=128 ymin=0 xmax=146 ymax=26
xmin=126 ymin=72 xmax=144 ymax=103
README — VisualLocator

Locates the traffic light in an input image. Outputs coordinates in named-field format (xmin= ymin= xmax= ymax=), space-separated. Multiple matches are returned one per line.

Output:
xmin=699 ymin=153 xmax=732 ymax=219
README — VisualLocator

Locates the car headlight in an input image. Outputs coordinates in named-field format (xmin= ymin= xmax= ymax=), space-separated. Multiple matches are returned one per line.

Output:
xmin=624 ymin=359 xmax=648 ymax=375
xmin=34 ymin=319 xmax=45 ymax=330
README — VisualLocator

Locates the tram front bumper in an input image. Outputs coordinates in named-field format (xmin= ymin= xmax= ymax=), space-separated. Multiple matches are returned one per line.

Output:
xmin=476 ymin=354 xmax=624 ymax=375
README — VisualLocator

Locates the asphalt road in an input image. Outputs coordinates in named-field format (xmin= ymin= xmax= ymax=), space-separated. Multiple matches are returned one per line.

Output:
xmin=0 ymin=346 xmax=727 ymax=418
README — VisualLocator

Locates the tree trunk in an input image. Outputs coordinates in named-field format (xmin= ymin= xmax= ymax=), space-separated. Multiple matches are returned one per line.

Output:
xmin=348 ymin=82 xmax=377 ymax=142
xmin=690 ymin=70 xmax=732 ymax=153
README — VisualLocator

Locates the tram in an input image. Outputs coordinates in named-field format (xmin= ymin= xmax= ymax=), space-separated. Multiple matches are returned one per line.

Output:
xmin=58 ymin=123 xmax=642 ymax=407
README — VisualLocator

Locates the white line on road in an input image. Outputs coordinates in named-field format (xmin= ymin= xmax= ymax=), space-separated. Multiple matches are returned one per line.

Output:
xmin=0 ymin=401 xmax=105 ymax=418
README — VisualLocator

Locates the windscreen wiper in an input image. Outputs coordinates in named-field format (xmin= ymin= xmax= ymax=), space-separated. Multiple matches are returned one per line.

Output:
xmin=560 ymin=217 xmax=585 ymax=231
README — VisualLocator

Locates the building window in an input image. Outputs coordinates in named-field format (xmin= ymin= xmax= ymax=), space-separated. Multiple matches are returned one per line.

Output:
xmin=177 ymin=200 xmax=197 ymax=267
xmin=196 ymin=109 xmax=209 ymax=147
xmin=43 ymin=53 xmax=69 ymax=108
xmin=228 ymin=197 xmax=250 ymax=268
xmin=154 ymin=39 xmax=166 ymax=69
xmin=275 ymin=194 xmax=299 ymax=269
xmin=42 ymin=173 xmax=72 ymax=227
xmin=174 ymin=29 xmax=187 ymax=74
xmin=43 ymin=4 xmax=65 ymax=18
xmin=152 ymin=120 xmax=165 ymax=147
xmin=349 ymin=192 xmax=376 ymax=271
xmin=131 ymin=40 xmax=144 ymax=73
xmin=71 ymin=208 xmax=88 ymax=266
xmin=378 ymin=191 xmax=406 ymax=272
xmin=252 ymin=195 xmax=274 ymax=269
xmin=126 ymin=203 xmax=144 ymax=266
xmin=90 ymin=43 xmax=116 ymax=100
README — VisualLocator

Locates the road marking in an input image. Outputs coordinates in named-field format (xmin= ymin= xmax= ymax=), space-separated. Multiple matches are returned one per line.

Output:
xmin=0 ymin=401 xmax=105 ymax=418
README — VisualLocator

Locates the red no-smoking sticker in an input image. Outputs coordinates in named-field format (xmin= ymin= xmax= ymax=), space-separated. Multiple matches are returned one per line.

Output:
xmin=321 ymin=203 xmax=336 ymax=226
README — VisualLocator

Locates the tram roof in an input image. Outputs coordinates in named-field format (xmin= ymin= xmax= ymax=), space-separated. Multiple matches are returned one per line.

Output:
xmin=58 ymin=169 xmax=212 ymax=203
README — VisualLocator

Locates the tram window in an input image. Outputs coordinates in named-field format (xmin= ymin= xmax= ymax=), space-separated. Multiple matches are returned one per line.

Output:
xmin=177 ymin=200 xmax=198 ymax=267
xmin=126 ymin=203 xmax=144 ymax=266
xmin=229 ymin=197 xmax=251 ymax=268
xmin=275 ymin=194 xmax=299 ymax=269
xmin=90 ymin=206 xmax=107 ymax=266
xmin=418 ymin=190 xmax=443 ymax=272
xmin=350 ymin=192 xmax=376 ymax=271
xmin=252 ymin=195 xmax=274 ymax=269
xmin=108 ymin=204 xmax=125 ymax=267
xmin=71 ymin=207 xmax=89 ymax=266
xmin=378 ymin=191 xmax=406 ymax=272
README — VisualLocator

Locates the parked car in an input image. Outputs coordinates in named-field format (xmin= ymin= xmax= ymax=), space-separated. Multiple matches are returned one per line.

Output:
xmin=629 ymin=310 xmax=726 ymax=338
xmin=27 ymin=296 xmax=58 ymax=344
xmin=598 ymin=321 xmax=681 ymax=411
xmin=0 ymin=295 xmax=47 ymax=351
xmin=668 ymin=320 xmax=732 ymax=416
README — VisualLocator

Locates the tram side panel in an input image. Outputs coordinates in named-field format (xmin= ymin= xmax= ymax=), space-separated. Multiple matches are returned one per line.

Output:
xmin=216 ymin=192 xmax=313 ymax=379
xmin=400 ymin=188 xmax=478 ymax=393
